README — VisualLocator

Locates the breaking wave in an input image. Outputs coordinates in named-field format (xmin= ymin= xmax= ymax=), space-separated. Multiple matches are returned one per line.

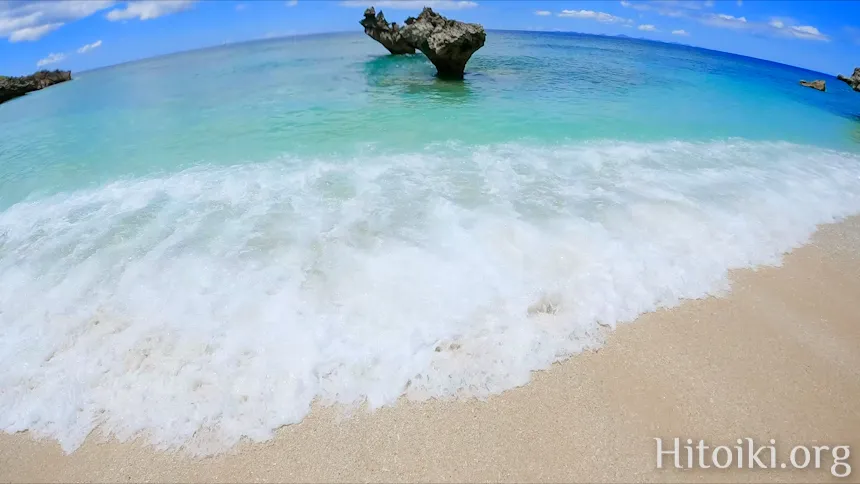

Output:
xmin=1 ymin=140 xmax=859 ymax=454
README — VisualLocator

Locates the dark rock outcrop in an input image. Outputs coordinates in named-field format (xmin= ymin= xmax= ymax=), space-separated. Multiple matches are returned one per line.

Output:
xmin=799 ymin=80 xmax=825 ymax=92
xmin=400 ymin=8 xmax=486 ymax=79
xmin=0 ymin=70 xmax=72 ymax=105
xmin=360 ymin=7 xmax=416 ymax=55
xmin=837 ymin=68 xmax=860 ymax=92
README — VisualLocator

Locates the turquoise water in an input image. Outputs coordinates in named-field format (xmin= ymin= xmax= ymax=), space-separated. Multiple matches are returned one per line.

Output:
xmin=2 ymin=31 xmax=860 ymax=453
xmin=2 ymin=32 xmax=860 ymax=206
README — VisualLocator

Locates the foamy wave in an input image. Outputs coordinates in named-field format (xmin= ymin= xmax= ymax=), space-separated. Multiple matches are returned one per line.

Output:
xmin=1 ymin=140 xmax=859 ymax=453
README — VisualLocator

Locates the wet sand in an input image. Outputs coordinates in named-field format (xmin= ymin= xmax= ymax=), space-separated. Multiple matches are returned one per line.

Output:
xmin=2 ymin=218 xmax=859 ymax=483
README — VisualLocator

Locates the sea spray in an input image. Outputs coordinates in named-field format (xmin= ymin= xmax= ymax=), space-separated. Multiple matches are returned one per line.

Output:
xmin=1 ymin=140 xmax=859 ymax=454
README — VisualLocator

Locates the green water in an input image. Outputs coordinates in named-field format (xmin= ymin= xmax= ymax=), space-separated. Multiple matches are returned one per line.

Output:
xmin=1 ymin=31 xmax=859 ymax=207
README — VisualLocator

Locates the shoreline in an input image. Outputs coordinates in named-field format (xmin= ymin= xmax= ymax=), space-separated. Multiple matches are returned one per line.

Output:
xmin=2 ymin=216 xmax=859 ymax=482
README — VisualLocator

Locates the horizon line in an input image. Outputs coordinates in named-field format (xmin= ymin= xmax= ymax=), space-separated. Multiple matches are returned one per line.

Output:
xmin=50 ymin=28 xmax=838 ymax=79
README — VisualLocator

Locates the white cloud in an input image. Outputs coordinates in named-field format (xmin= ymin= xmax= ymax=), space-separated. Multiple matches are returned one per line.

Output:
xmin=768 ymin=17 xmax=829 ymax=41
xmin=671 ymin=29 xmax=689 ymax=36
xmin=558 ymin=10 xmax=631 ymax=24
xmin=535 ymin=10 xmax=551 ymax=16
xmin=717 ymin=13 xmax=746 ymax=22
xmin=701 ymin=12 xmax=748 ymax=29
xmin=0 ymin=1 xmax=113 ymax=42
xmin=737 ymin=0 xmax=743 ymax=5
xmin=843 ymin=26 xmax=860 ymax=45
xmin=638 ymin=24 xmax=657 ymax=31
xmin=619 ymin=1 xmax=650 ymax=11
xmin=9 ymin=22 xmax=64 ymax=42
xmin=787 ymin=25 xmax=828 ymax=41
xmin=106 ymin=0 xmax=196 ymax=21
xmin=0 ymin=11 xmax=43 ymax=34
xmin=36 ymin=1 xmax=115 ymax=19
xmin=791 ymin=25 xmax=818 ymax=35
xmin=236 ymin=3 xmax=247 ymax=11
xmin=77 ymin=40 xmax=103 ymax=53
xmin=286 ymin=0 xmax=298 ymax=6
xmin=619 ymin=1 xmax=826 ymax=43
xmin=619 ymin=0 xmax=704 ymax=18
xmin=340 ymin=0 xmax=477 ymax=9
xmin=697 ymin=12 xmax=830 ymax=42
xmin=36 ymin=52 xmax=66 ymax=67
xmin=650 ymin=0 xmax=712 ymax=10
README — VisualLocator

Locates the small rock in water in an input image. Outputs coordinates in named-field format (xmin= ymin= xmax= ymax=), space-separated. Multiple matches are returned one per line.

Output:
xmin=799 ymin=79 xmax=826 ymax=92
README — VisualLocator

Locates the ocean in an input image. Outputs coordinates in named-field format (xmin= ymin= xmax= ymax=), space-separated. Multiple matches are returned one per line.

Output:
xmin=1 ymin=31 xmax=860 ymax=454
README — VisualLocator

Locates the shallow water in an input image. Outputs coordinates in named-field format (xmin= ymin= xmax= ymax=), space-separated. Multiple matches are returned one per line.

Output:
xmin=1 ymin=31 xmax=860 ymax=454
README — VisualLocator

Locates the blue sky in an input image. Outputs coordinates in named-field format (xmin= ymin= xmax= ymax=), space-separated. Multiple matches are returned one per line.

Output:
xmin=1 ymin=0 xmax=858 ymax=76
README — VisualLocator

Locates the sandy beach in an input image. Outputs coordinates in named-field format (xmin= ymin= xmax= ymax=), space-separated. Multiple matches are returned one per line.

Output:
xmin=2 ymin=216 xmax=859 ymax=483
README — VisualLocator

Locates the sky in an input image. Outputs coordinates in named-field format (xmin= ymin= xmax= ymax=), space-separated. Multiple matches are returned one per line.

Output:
xmin=0 ymin=0 xmax=858 ymax=76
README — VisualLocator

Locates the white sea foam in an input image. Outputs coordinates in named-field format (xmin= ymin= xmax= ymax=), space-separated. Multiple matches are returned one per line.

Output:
xmin=1 ymin=140 xmax=859 ymax=454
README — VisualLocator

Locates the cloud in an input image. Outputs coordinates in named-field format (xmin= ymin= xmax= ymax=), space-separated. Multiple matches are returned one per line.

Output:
xmin=558 ymin=10 xmax=631 ymax=24
xmin=33 ymin=1 xmax=115 ymax=18
xmin=767 ymin=16 xmax=829 ymax=41
xmin=619 ymin=0 xmax=707 ymax=19
xmin=340 ymin=0 xmax=477 ymax=9
xmin=620 ymin=1 xmax=652 ymax=12
xmin=0 ymin=1 xmax=113 ymax=42
xmin=9 ymin=22 xmax=64 ymax=42
xmin=786 ymin=25 xmax=828 ymax=41
xmin=621 ymin=1 xmax=827 ymax=42
xmin=701 ymin=12 xmax=747 ymax=29
xmin=638 ymin=24 xmax=657 ymax=31
xmin=77 ymin=40 xmax=103 ymax=53
xmin=717 ymin=13 xmax=746 ymax=22
xmin=737 ymin=0 xmax=743 ymax=5
xmin=650 ymin=0 xmax=712 ymax=10
xmin=644 ymin=0 xmax=714 ymax=13
xmin=36 ymin=52 xmax=66 ymax=67
xmin=535 ymin=10 xmax=551 ymax=16
xmin=671 ymin=29 xmax=689 ymax=36
xmin=236 ymin=3 xmax=247 ymax=11
xmin=286 ymin=0 xmax=298 ymax=6
xmin=0 ymin=11 xmax=44 ymax=34
xmin=843 ymin=26 xmax=860 ymax=45
xmin=699 ymin=12 xmax=829 ymax=42
xmin=106 ymin=1 xmax=196 ymax=21
xmin=790 ymin=25 xmax=819 ymax=36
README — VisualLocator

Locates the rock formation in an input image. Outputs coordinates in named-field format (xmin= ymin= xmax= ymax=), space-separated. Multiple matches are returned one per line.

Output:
xmin=360 ymin=7 xmax=416 ymax=55
xmin=400 ymin=8 xmax=486 ymax=79
xmin=837 ymin=68 xmax=860 ymax=92
xmin=359 ymin=6 xmax=486 ymax=79
xmin=799 ymin=80 xmax=825 ymax=92
xmin=0 ymin=70 xmax=72 ymax=105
